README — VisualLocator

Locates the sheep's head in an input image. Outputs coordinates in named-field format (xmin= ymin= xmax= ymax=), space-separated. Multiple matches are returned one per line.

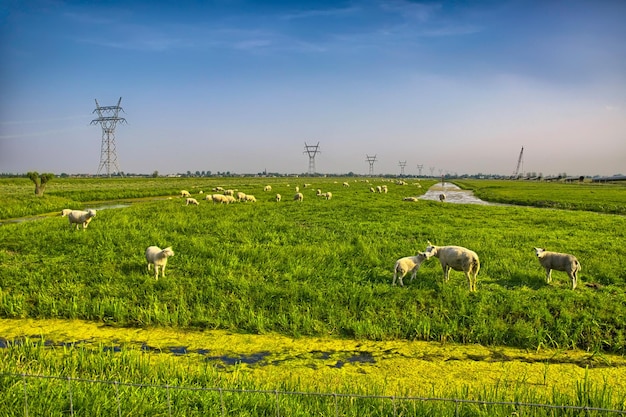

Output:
xmin=87 ymin=209 xmax=96 ymax=218
xmin=534 ymin=247 xmax=546 ymax=258
xmin=163 ymin=247 xmax=174 ymax=257
xmin=423 ymin=242 xmax=437 ymax=258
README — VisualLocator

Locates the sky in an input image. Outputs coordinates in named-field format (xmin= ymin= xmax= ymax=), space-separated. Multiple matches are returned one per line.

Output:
xmin=1 ymin=0 xmax=625 ymax=177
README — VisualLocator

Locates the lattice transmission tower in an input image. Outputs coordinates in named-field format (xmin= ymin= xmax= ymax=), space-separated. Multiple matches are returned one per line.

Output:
xmin=303 ymin=142 xmax=321 ymax=175
xmin=398 ymin=161 xmax=407 ymax=177
xmin=366 ymin=155 xmax=377 ymax=176
xmin=91 ymin=97 xmax=126 ymax=177
xmin=416 ymin=164 xmax=424 ymax=177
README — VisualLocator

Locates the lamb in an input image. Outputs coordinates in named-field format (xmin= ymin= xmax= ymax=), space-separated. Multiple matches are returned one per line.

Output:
xmin=382 ymin=185 xmax=388 ymax=193
xmin=342 ymin=182 xmax=350 ymax=187
xmin=185 ymin=198 xmax=199 ymax=206
xmin=276 ymin=193 xmax=282 ymax=202
xmin=61 ymin=208 xmax=72 ymax=217
xmin=393 ymin=252 xmax=428 ymax=286
xmin=180 ymin=190 xmax=191 ymax=198
xmin=321 ymin=192 xmax=332 ymax=200
xmin=423 ymin=241 xmax=480 ymax=292
xmin=376 ymin=185 xmax=382 ymax=193
xmin=244 ymin=194 xmax=257 ymax=202
xmin=211 ymin=194 xmax=229 ymax=204
xmin=439 ymin=193 xmax=446 ymax=202
xmin=224 ymin=189 xmax=235 ymax=196
xmin=294 ymin=192 xmax=304 ymax=201
xmin=264 ymin=185 xmax=272 ymax=191
xmin=403 ymin=197 xmax=418 ymax=202
xmin=145 ymin=246 xmax=174 ymax=280
xmin=67 ymin=209 xmax=96 ymax=230
xmin=534 ymin=248 xmax=581 ymax=289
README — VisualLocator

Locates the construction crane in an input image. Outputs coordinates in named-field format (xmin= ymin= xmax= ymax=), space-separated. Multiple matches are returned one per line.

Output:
xmin=513 ymin=146 xmax=524 ymax=178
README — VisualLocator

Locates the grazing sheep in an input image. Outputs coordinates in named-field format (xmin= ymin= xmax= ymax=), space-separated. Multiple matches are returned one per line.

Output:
xmin=224 ymin=189 xmax=235 ymax=196
xmin=211 ymin=194 xmax=229 ymax=204
xmin=534 ymin=248 xmax=581 ymax=289
xmin=342 ymin=182 xmax=350 ymax=187
xmin=439 ymin=193 xmax=446 ymax=202
xmin=376 ymin=185 xmax=382 ymax=193
xmin=204 ymin=194 xmax=213 ymax=201
xmin=322 ymin=192 xmax=332 ymax=200
xmin=382 ymin=185 xmax=388 ymax=193
xmin=393 ymin=252 xmax=428 ymax=286
xmin=225 ymin=195 xmax=237 ymax=203
xmin=276 ymin=193 xmax=282 ymax=202
xmin=423 ymin=241 xmax=480 ymax=292
xmin=67 ymin=209 xmax=96 ymax=230
xmin=185 ymin=198 xmax=199 ymax=206
xmin=145 ymin=246 xmax=174 ymax=280
xmin=264 ymin=185 xmax=272 ymax=192
xmin=213 ymin=186 xmax=224 ymax=192
xmin=294 ymin=192 xmax=304 ymax=201
xmin=403 ymin=197 xmax=418 ymax=202
xmin=295 ymin=186 xmax=300 ymax=193
xmin=180 ymin=190 xmax=191 ymax=198
xmin=316 ymin=189 xmax=322 ymax=196
xmin=370 ymin=187 xmax=375 ymax=193
xmin=61 ymin=208 xmax=72 ymax=217
xmin=244 ymin=194 xmax=257 ymax=202
xmin=236 ymin=191 xmax=247 ymax=201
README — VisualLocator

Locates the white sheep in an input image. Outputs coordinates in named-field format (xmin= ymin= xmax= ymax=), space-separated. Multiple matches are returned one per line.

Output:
xmin=61 ymin=208 xmax=72 ymax=217
xmin=295 ymin=186 xmax=300 ymax=193
xmin=276 ymin=193 xmax=282 ymax=202
xmin=67 ymin=209 xmax=96 ymax=230
xmin=211 ymin=194 xmax=229 ymax=204
xmin=370 ymin=187 xmax=375 ymax=193
xmin=382 ymin=185 xmax=388 ymax=193
xmin=185 ymin=198 xmax=199 ymax=206
xmin=534 ymin=248 xmax=581 ymax=289
xmin=376 ymin=185 xmax=382 ymax=193
xmin=316 ymin=189 xmax=322 ymax=196
xmin=403 ymin=197 xmax=418 ymax=202
xmin=423 ymin=241 xmax=480 ymax=292
xmin=145 ymin=246 xmax=174 ymax=280
xmin=224 ymin=189 xmax=235 ymax=196
xmin=342 ymin=182 xmax=350 ymax=187
xmin=213 ymin=186 xmax=224 ymax=192
xmin=294 ymin=192 xmax=304 ymax=201
xmin=439 ymin=193 xmax=446 ymax=202
xmin=180 ymin=190 xmax=191 ymax=198
xmin=264 ymin=185 xmax=272 ymax=192
xmin=244 ymin=194 xmax=257 ymax=202
xmin=322 ymin=192 xmax=332 ymax=200
xmin=393 ymin=252 xmax=428 ymax=286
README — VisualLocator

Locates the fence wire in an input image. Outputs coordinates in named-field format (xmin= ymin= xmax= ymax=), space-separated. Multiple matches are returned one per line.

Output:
xmin=1 ymin=372 xmax=625 ymax=416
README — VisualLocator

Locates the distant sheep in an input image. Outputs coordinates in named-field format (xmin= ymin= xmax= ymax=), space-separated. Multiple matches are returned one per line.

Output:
xmin=61 ymin=208 xmax=72 ymax=217
xmin=185 ymin=198 xmax=199 ymax=206
xmin=224 ymin=189 xmax=235 ymax=196
xmin=382 ymin=185 xmax=388 ymax=193
xmin=213 ymin=186 xmax=224 ymax=192
xmin=295 ymin=186 xmax=300 ymax=193
xmin=244 ymin=195 xmax=257 ymax=202
xmin=423 ymin=241 xmax=480 ymax=292
xmin=145 ymin=246 xmax=174 ymax=280
xmin=376 ymin=185 xmax=382 ymax=193
xmin=439 ymin=193 xmax=446 ymax=202
xmin=316 ymin=189 xmax=322 ymax=196
xmin=236 ymin=191 xmax=247 ymax=201
xmin=534 ymin=248 xmax=581 ymax=289
xmin=393 ymin=252 xmax=428 ymax=287
xmin=67 ymin=209 xmax=96 ymax=230
xmin=211 ymin=194 xmax=229 ymax=204
xmin=180 ymin=190 xmax=191 ymax=198
xmin=264 ymin=185 xmax=272 ymax=192
xmin=343 ymin=182 xmax=350 ymax=187
xmin=403 ymin=197 xmax=418 ymax=202
xmin=276 ymin=193 xmax=282 ymax=202
xmin=370 ymin=187 xmax=375 ymax=193
xmin=321 ymin=192 xmax=332 ymax=200
xmin=294 ymin=192 xmax=304 ymax=201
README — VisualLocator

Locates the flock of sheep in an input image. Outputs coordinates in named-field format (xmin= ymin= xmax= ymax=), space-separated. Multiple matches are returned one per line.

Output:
xmin=59 ymin=180 xmax=582 ymax=288
xmin=394 ymin=242 xmax=581 ymax=291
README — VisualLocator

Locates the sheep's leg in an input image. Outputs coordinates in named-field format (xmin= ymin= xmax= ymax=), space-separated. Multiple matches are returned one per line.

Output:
xmin=465 ymin=271 xmax=472 ymax=291
xmin=409 ymin=268 xmax=418 ymax=283
xmin=544 ymin=268 xmax=552 ymax=284
xmin=162 ymin=264 xmax=166 ymax=278
xmin=442 ymin=265 xmax=450 ymax=282
xmin=392 ymin=271 xmax=399 ymax=286
xmin=154 ymin=266 xmax=160 ymax=280
xmin=570 ymin=272 xmax=577 ymax=290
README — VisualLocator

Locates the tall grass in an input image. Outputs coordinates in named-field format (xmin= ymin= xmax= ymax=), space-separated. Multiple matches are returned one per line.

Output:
xmin=1 ymin=178 xmax=625 ymax=353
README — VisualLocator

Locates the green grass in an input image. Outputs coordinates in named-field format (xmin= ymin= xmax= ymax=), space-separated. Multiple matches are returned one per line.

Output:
xmin=1 ymin=177 xmax=625 ymax=353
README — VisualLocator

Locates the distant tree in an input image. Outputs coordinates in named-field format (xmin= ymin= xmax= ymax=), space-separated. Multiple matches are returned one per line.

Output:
xmin=27 ymin=171 xmax=54 ymax=196
xmin=152 ymin=170 xmax=159 ymax=178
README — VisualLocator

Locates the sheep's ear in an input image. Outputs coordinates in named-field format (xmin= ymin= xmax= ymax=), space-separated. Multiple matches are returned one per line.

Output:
xmin=427 ymin=240 xmax=432 ymax=246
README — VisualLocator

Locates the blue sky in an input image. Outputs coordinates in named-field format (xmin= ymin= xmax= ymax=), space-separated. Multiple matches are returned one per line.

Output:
xmin=1 ymin=0 xmax=625 ymax=176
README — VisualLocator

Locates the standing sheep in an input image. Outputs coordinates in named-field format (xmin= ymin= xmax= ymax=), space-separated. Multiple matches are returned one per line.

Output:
xmin=264 ymin=185 xmax=272 ymax=191
xmin=145 ymin=246 xmax=174 ymax=280
xmin=534 ymin=248 xmax=581 ymax=289
xmin=244 ymin=195 xmax=257 ymax=202
xmin=61 ymin=208 xmax=72 ymax=217
xmin=393 ymin=252 xmax=428 ymax=287
xmin=180 ymin=190 xmax=191 ymax=198
xmin=439 ymin=193 xmax=446 ymax=202
xmin=67 ymin=209 xmax=96 ymax=230
xmin=423 ymin=241 xmax=480 ymax=292
xmin=322 ymin=192 xmax=332 ymax=200
xmin=236 ymin=191 xmax=247 ymax=201
xmin=294 ymin=192 xmax=304 ymax=201
xmin=185 ymin=198 xmax=199 ymax=206
xmin=276 ymin=193 xmax=282 ymax=202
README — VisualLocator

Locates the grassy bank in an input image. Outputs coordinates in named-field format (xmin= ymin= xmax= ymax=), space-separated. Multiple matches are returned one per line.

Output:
xmin=1 ymin=178 xmax=624 ymax=353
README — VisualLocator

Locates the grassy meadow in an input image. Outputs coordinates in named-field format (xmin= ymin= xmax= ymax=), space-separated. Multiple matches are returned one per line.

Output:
xmin=1 ymin=176 xmax=625 ymax=414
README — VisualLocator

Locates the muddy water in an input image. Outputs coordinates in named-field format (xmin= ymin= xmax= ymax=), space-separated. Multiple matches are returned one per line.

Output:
xmin=419 ymin=182 xmax=505 ymax=205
